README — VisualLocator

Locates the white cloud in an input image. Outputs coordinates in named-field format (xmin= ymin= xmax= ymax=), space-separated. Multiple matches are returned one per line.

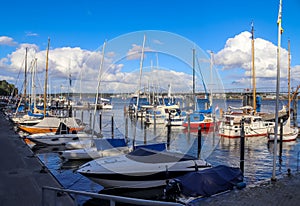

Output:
xmin=0 ymin=75 xmax=15 ymax=81
xmin=126 ymin=44 xmax=153 ymax=60
xmin=153 ymin=39 xmax=163 ymax=45
xmin=0 ymin=36 xmax=17 ymax=46
xmin=25 ymin=31 xmax=39 ymax=37
xmin=214 ymin=31 xmax=296 ymax=89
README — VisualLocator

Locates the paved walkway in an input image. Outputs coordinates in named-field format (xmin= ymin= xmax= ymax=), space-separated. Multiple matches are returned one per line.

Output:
xmin=0 ymin=111 xmax=74 ymax=206
xmin=200 ymin=170 xmax=300 ymax=206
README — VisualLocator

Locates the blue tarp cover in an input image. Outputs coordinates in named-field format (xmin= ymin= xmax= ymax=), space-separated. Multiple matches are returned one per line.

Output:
xmin=94 ymin=138 xmax=127 ymax=150
xmin=176 ymin=165 xmax=243 ymax=197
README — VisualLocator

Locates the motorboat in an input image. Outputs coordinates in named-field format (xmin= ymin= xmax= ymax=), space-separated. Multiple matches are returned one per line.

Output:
xmin=26 ymin=132 xmax=95 ymax=146
xmin=59 ymin=138 xmax=131 ymax=160
xmin=25 ymin=122 xmax=93 ymax=146
xmin=145 ymin=104 xmax=186 ymax=126
xmin=77 ymin=147 xmax=211 ymax=189
xmin=182 ymin=107 xmax=216 ymax=130
xmin=219 ymin=113 xmax=274 ymax=138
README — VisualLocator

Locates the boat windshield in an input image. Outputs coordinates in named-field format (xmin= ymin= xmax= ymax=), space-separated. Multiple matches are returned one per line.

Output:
xmin=126 ymin=148 xmax=196 ymax=163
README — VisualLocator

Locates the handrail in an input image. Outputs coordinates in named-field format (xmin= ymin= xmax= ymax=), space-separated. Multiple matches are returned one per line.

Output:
xmin=42 ymin=186 xmax=183 ymax=206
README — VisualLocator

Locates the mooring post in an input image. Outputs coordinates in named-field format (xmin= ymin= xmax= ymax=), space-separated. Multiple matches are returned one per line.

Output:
xmin=99 ymin=112 xmax=102 ymax=135
xmin=197 ymin=126 xmax=202 ymax=159
xmin=68 ymin=105 xmax=72 ymax=117
xmin=125 ymin=114 xmax=128 ymax=142
xmin=279 ymin=118 xmax=283 ymax=163
xmin=187 ymin=113 xmax=191 ymax=133
xmin=240 ymin=117 xmax=245 ymax=175
xmin=293 ymin=97 xmax=298 ymax=127
xmin=167 ymin=112 xmax=171 ymax=150
xmin=81 ymin=110 xmax=83 ymax=124
xmin=154 ymin=111 xmax=157 ymax=135
xmin=89 ymin=112 xmax=92 ymax=130
xmin=144 ymin=124 xmax=147 ymax=145
xmin=111 ymin=114 xmax=114 ymax=138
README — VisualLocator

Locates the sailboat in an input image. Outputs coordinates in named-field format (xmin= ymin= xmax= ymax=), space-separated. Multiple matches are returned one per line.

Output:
xmin=268 ymin=40 xmax=299 ymax=142
xmin=219 ymin=23 xmax=275 ymax=138
xmin=18 ymin=39 xmax=84 ymax=134
xmin=182 ymin=50 xmax=217 ymax=131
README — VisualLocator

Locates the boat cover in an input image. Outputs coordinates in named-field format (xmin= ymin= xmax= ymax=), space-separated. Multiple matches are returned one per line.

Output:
xmin=94 ymin=138 xmax=127 ymax=150
xmin=134 ymin=143 xmax=166 ymax=151
xmin=127 ymin=147 xmax=196 ymax=163
xmin=175 ymin=165 xmax=243 ymax=197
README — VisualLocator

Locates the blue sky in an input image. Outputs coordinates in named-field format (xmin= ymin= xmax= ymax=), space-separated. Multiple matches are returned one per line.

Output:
xmin=0 ymin=0 xmax=299 ymax=94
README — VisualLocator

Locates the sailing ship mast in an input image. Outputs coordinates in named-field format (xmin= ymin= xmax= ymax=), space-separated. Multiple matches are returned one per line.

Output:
xmin=92 ymin=41 xmax=106 ymax=136
xmin=209 ymin=51 xmax=213 ymax=108
xmin=251 ymin=22 xmax=256 ymax=113
xmin=192 ymin=48 xmax=197 ymax=111
xmin=272 ymin=0 xmax=283 ymax=181
xmin=287 ymin=39 xmax=291 ymax=120
xmin=44 ymin=38 xmax=50 ymax=116
xmin=136 ymin=34 xmax=146 ymax=116
xmin=24 ymin=47 xmax=28 ymax=110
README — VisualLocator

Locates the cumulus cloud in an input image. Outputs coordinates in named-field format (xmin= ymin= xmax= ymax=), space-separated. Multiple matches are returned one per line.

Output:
xmin=126 ymin=44 xmax=153 ymax=60
xmin=153 ymin=39 xmax=163 ymax=45
xmin=214 ymin=31 xmax=294 ymax=88
xmin=0 ymin=36 xmax=17 ymax=46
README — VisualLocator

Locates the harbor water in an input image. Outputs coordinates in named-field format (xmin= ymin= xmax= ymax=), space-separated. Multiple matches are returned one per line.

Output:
xmin=36 ymin=98 xmax=300 ymax=205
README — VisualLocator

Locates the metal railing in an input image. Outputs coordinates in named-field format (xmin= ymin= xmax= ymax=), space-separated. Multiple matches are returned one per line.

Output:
xmin=42 ymin=186 xmax=183 ymax=206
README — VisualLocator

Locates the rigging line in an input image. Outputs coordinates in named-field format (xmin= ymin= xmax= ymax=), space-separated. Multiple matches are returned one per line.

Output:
xmin=196 ymin=57 xmax=208 ymax=95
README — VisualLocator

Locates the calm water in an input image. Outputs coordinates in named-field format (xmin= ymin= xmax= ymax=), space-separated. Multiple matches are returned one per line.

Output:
xmin=37 ymin=98 xmax=300 ymax=205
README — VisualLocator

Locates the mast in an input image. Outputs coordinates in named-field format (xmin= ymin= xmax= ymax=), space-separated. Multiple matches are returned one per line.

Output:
xmin=136 ymin=34 xmax=146 ymax=116
xmin=32 ymin=58 xmax=37 ymax=112
xmin=92 ymin=41 xmax=106 ymax=136
xmin=24 ymin=47 xmax=28 ymax=110
xmin=210 ymin=51 xmax=213 ymax=108
xmin=272 ymin=0 xmax=283 ymax=181
xmin=287 ymin=39 xmax=291 ymax=120
xmin=44 ymin=38 xmax=50 ymax=116
xmin=251 ymin=22 xmax=256 ymax=113
xmin=192 ymin=48 xmax=196 ymax=111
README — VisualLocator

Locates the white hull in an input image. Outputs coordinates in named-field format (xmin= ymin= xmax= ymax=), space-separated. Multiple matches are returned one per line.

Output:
xmin=268 ymin=117 xmax=299 ymax=142
xmin=78 ymin=149 xmax=211 ymax=189
xmin=268 ymin=126 xmax=299 ymax=142
xmin=89 ymin=178 xmax=165 ymax=189
xmin=60 ymin=146 xmax=131 ymax=160
xmin=219 ymin=114 xmax=274 ymax=138
xmin=27 ymin=133 xmax=95 ymax=145
xmin=65 ymin=139 xmax=93 ymax=149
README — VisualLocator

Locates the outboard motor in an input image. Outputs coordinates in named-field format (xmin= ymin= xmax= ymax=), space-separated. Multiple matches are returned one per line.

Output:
xmin=162 ymin=179 xmax=182 ymax=201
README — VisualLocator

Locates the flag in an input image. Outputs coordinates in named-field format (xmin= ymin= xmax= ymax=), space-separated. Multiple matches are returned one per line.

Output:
xmin=277 ymin=0 xmax=283 ymax=33
xmin=215 ymin=105 xmax=219 ymax=112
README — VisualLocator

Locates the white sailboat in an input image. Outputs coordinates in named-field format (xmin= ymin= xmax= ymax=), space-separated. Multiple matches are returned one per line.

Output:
xmin=268 ymin=40 xmax=299 ymax=142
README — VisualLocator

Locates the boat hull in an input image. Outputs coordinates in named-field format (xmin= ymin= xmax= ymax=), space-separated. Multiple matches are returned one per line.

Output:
xmin=78 ymin=150 xmax=211 ymax=189
xmin=18 ymin=126 xmax=83 ymax=134
xmin=182 ymin=122 xmax=215 ymax=129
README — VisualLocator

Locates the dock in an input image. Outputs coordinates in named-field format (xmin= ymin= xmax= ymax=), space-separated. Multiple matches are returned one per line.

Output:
xmin=0 ymin=111 xmax=74 ymax=206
